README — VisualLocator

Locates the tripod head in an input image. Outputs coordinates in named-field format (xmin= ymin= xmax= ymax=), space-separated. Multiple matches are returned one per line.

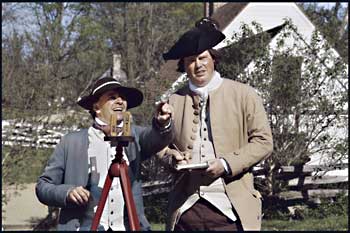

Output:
xmin=104 ymin=111 xmax=134 ymax=147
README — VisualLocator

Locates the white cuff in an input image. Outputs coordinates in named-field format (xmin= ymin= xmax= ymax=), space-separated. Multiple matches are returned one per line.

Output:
xmin=219 ymin=158 xmax=229 ymax=174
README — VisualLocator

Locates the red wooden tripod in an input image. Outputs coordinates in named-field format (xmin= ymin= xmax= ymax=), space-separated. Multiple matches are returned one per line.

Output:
xmin=90 ymin=136 xmax=140 ymax=231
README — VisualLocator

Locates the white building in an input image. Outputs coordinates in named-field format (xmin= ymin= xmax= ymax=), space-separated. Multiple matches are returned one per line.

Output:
xmin=158 ymin=3 xmax=348 ymax=177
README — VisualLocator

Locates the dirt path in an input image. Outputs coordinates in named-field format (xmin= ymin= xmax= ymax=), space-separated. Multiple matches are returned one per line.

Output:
xmin=2 ymin=183 xmax=48 ymax=230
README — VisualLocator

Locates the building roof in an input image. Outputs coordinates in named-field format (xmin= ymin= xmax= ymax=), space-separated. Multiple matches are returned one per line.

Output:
xmin=218 ymin=23 xmax=285 ymax=78
xmin=155 ymin=2 xmax=345 ymax=93
xmin=211 ymin=2 xmax=248 ymax=31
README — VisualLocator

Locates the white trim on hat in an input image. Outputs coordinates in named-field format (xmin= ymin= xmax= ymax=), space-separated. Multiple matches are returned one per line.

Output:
xmin=92 ymin=81 xmax=121 ymax=95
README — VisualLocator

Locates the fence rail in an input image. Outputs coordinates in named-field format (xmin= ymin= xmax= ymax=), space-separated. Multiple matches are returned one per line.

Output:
xmin=142 ymin=164 xmax=348 ymax=202
xmin=2 ymin=120 xmax=348 ymax=205
xmin=2 ymin=121 xmax=74 ymax=148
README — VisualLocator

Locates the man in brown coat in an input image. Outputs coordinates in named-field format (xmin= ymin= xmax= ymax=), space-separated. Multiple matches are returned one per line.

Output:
xmin=158 ymin=17 xmax=273 ymax=231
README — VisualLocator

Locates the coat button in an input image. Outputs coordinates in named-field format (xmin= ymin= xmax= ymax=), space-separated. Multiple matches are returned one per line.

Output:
xmin=234 ymin=152 xmax=239 ymax=155
xmin=192 ymin=127 xmax=198 ymax=133
xmin=194 ymin=110 xmax=200 ymax=115
xmin=187 ymin=144 xmax=193 ymax=149
xmin=190 ymin=135 xmax=196 ymax=140
xmin=193 ymin=118 xmax=199 ymax=124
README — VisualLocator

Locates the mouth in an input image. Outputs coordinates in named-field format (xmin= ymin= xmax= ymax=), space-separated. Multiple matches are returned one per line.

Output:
xmin=112 ymin=106 xmax=124 ymax=112
xmin=195 ymin=70 xmax=206 ymax=76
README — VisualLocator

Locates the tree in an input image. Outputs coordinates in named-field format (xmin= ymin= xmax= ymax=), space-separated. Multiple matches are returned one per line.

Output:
xmin=157 ymin=19 xmax=348 ymax=199
xmin=1 ymin=2 xmax=203 ymax=228
xmin=84 ymin=3 xmax=203 ymax=125
xmin=217 ymin=20 xmax=348 ymax=197
xmin=298 ymin=2 xmax=348 ymax=62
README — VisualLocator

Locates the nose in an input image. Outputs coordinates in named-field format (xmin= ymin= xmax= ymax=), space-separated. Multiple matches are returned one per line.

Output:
xmin=195 ymin=59 xmax=202 ymax=69
xmin=114 ymin=97 xmax=124 ymax=104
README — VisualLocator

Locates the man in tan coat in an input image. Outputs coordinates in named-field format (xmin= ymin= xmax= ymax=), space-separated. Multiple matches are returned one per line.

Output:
xmin=158 ymin=17 xmax=273 ymax=231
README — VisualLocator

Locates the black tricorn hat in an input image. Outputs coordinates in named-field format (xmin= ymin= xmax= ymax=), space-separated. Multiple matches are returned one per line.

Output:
xmin=77 ymin=77 xmax=143 ymax=111
xmin=163 ymin=17 xmax=226 ymax=60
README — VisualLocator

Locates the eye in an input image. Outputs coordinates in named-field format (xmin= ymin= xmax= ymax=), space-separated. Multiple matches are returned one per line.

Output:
xmin=118 ymin=94 xmax=126 ymax=100
xmin=185 ymin=56 xmax=196 ymax=64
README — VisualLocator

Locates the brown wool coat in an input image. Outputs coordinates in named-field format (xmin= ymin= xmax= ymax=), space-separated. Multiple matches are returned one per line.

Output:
xmin=159 ymin=78 xmax=273 ymax=230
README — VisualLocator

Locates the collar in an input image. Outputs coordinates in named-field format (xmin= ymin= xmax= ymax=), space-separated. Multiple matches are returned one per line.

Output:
xmin=95 ymin=117 xmax=108 ymax=126
xmin=189 ymin=70 xmax=223 ymax=100
xmin=93 ymin=117 xmax=123 ymax=136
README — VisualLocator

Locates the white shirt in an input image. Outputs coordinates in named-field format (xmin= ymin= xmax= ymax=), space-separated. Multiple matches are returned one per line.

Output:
xmin=80 ymin=125 xmax=129 ymax=231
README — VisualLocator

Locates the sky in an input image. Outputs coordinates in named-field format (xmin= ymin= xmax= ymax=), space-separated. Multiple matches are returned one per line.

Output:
xmin=2 ymin=2 xmax=348 ymax=39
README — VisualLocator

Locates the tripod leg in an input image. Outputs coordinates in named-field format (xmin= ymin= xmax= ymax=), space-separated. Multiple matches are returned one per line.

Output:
xmin=119 ymin=162 xmax=140 ymax=231
xmin=91 ymin=173 xmax=113 ymax=230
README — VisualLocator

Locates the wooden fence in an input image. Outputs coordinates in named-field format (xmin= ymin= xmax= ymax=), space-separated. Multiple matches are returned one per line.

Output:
xmin=2 ymin=121 xmax=73 ymax=148
xmin=2 ymin=120 xmax=348 ymax=207
xmin=267 ymin=163 xmax=348 ymax=204
xmin=142 ymin=163 xmax=348 ymax=207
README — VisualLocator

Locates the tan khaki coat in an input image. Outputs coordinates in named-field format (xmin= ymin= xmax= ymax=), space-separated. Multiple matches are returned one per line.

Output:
xmin=159 ymin=78 xmax=273 ymax=230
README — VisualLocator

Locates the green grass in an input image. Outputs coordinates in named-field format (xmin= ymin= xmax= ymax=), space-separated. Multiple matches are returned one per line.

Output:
xmin=262 ymin=215 xmax=348 ymax=231
xmin=150 ymin=223 xmax=165 ymax=231
xmin=151 ymin=215 xmax=348 ymax=231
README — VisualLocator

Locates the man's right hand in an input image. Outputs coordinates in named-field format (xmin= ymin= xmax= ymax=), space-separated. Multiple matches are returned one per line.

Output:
xmin=67 ymin=186 xmax=90 ymax=206
xmin=168 ymin=148 xmax=190 ymax=167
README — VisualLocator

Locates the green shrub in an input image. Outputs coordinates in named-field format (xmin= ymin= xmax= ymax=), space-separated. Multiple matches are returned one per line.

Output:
xmin=262 ymin=196 xmax=290 ymax=220
xmin=2 ymin=146 xmax=53 ymax=185
xmin=298 ymin=193 xmax=348 ymax=219
xmin=143 ymin=193 xmax=168 ymax=224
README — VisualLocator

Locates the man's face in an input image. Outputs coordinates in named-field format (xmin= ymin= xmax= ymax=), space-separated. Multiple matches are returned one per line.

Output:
xmin=184 ymin=50 xmax=215 ymax=87
xmin=94 ymin=90 xmax=127 ymax=124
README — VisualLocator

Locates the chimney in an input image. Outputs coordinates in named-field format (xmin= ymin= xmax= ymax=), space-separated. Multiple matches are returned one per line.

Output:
xmin=113 ymin=54 xmax=122 ymax=80
xmin=204 ymin=2 xmax=209 ymax=17
xmin=112 ymin=54 xmax=127 ymax=83
xmin=204 ymin=2 xmax=214 ymax=17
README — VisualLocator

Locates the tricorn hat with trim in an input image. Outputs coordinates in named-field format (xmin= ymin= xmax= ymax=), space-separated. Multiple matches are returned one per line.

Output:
xmin=77 ymin=77 xmax=143 ymax=111
xmin=162 ymin=17 xmax=226 ymax=60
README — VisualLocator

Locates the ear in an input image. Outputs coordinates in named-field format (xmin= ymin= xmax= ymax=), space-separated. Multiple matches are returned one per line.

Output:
xmin=93 ymin=103 xmax=101 ymax=114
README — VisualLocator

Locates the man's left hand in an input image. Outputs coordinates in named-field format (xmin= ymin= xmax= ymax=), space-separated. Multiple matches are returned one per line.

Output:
xmin=155 ymin=102 xmax=173 ymax=127
xmin=205 ymin=159 xmax=225 ymax=179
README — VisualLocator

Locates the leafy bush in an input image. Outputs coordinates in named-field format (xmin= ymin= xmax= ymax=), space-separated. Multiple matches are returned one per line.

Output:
xmin=143 ymin=193 xmax=168 ymax=224
xmin=262 ymin=195 xmax=291 ymax=220
xmin=2 ymin=146 xmax=53 ymax=185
